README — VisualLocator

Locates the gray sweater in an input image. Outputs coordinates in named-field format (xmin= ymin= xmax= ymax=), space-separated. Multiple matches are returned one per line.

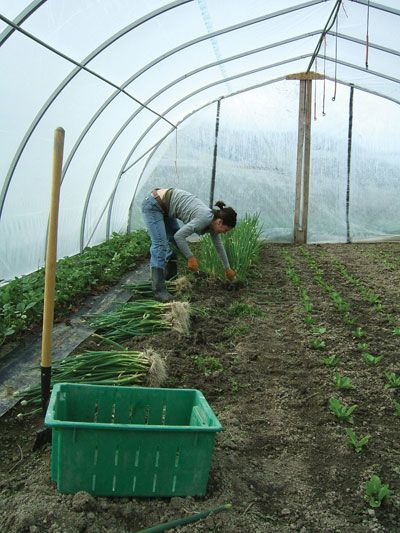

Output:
xmin=168 ymin=189 xmax=230 ymax=269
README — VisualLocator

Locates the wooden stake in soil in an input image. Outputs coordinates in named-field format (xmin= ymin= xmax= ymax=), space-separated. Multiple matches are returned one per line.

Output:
xmin=41 ymin=127 xmax=65 ymax=414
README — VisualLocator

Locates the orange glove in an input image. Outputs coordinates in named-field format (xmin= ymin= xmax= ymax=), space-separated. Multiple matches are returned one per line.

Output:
xmin=187 ymin=256 xmax=199 ymax=272
xmin=225 ymin=268 xmax=236 ymax=281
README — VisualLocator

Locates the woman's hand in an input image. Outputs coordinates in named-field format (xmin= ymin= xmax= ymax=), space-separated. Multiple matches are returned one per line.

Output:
xmin=187 ymin=256 xmax=199 ymax=272
xmin=225 ymin=268 xmax=236 ymax=281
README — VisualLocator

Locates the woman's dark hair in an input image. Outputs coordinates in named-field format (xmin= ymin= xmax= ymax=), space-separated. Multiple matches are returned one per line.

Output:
xmin=213 ymin=200 xmax=237 ymax=228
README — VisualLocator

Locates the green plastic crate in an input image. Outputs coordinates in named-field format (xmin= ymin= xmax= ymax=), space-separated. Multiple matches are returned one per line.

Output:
xmin=45 ymin=383 xmax=222 ymax=497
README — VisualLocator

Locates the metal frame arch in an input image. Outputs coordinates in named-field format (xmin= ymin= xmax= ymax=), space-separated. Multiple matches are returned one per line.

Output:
xmin=119 ymin=49 xmax=400 ymax=180
xmin=65 ymin=2 xmax=330 ymax=248
xmin=104 ymin=55 xmax=313 ymax=241
xmin=124 ymin=73 xmax=400 ymax=235
xmin=79 ymin=30 xmax=325 ymax=250
xmin=0 ymin=0 xmax=193 ymax=221
xmin=80 ymin=27 xmax=400 ymax=245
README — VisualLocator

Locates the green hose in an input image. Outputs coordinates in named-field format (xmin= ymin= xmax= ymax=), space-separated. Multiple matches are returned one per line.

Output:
xmin=135 ymin=503 xmax=232 ymax=532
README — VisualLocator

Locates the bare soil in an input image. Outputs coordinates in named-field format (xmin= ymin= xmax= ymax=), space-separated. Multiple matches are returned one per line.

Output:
xmin=1 ymin=243 xmax=399 ymax=532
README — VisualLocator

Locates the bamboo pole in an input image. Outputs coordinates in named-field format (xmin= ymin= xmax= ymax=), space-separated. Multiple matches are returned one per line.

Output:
xmin=41 ymin=127 xmax=65 ymax=413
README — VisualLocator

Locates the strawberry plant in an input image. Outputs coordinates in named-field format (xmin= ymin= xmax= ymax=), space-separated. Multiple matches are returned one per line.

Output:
xmin=364 ymin=475 xmax=391 ymax=508
xmin=345 ymin=428 xmax=369 ymax=453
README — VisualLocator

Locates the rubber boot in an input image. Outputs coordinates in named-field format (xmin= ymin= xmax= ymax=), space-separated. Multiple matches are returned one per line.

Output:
xmin=151 ymin=267 xmax=174 ymax=302
xmin=165 ymin=257 xmax=178 ymax=281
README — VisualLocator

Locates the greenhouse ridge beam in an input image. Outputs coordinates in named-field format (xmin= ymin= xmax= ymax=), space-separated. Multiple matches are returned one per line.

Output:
xmin=0 ymin=0 xmax=47 ymax=46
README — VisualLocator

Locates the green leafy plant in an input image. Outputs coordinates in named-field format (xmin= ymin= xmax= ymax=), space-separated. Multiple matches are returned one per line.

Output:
xmin=312 ymin=326 xmax=327 ymax=335
xmin=229 ymin=377 xmax=239 ymax=394
xmin=362 ymin=352 xmax=383 ymax=365
xmin=364 ymin=475 xmax=391 ymax=508
xmin=352 ymin=327 xmax=365 ymax=338
xmin=393 ymin=400 xmax=400 ymax=417
xmin=334 ymin=373 xmax=354 ymax=389
xmin=393 ymin=327 xmax=400 ymax=336
xmin=310 ymin=339 xmax=326 ymax=350
xmin=345 ymin=428 xmax=369 ymax=453
xmin=193 ymin=355 xmax=223 ymax=376
xmin=0 ymin=230 xmax=150 ymax=347
xmin=384 ymin=371 xmax=400 ymax=389
xmin=89 ymin=300 xmax=191 ymax=341
xmin=304 ymin=315 xmax=314 ymax=325
xmin=323 ymin=354 xmax=339 ymax=367
xmin=329 ymin=397 xmax=357 ymax=422
xmin=223 ymin=323 xmax=251 ymax=337
xmin=228 ymin=301 xmax=262 ymax=317
xmin=357 ymin=342 xmax=370 ymax=351
xmin=198 ymin=214 xmax=263 ymax=282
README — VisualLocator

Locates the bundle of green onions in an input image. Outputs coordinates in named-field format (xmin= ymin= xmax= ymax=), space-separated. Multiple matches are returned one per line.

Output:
xmin=198 ymin=214 xmax=263 ymax=282
xmin=88 ymin=300 xmax=191 ymax=341
xmin=124 ymin=276 xmax=192 ymax=297
xmin=16 ymin=347 xmax=166 ymax=414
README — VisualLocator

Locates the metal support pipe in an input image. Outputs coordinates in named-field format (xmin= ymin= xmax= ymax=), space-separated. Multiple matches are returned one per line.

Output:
xmin=209 ymin=99 xmax=221 ymax=208
xmin=346 ymin=84 xmax=354 ymax=243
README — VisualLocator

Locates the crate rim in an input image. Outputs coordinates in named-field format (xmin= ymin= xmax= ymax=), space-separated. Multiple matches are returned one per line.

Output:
xmin=45 ymin=383 xmax=222 ymax=432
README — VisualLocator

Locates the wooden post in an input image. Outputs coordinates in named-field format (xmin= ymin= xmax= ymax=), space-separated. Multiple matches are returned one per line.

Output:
xmin=41 ymin=127 xmax=65 ymax=413
xmin=287 ymin=72 xmax=323 ymax=244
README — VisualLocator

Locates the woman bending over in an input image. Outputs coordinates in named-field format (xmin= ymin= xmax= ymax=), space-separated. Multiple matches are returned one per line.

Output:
xmin=142 ymin=188 xmax=237 ymax=301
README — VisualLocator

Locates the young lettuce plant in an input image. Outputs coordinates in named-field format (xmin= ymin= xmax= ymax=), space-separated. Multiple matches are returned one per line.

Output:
xmin=323 ymin=354 xmax=339 ymax=367
xmin=352 ymin=327 xmax=365 ymax=338
xmin=362 ymin=352 xmax=383 ymax=365
xmin=345 ymin=428 xmax=370 ymax=453
xmin=364 ymin=475 xmax=391 ymax=508
xmin=334 ymin=373 xmax=354 ymax=389
xmin=384 ymin=371 xmax=400 ymax=389
xmin=329 ymin=397 xmax=357 ymax=422
xmin=310 ymin=339 xmax=326 ymax=350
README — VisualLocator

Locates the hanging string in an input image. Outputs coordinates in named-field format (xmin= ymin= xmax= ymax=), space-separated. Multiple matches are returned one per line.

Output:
xmin=314 ymin=57 xmax=318 ymax=121
xmin=365 ymin=0 xmax=370 ymax=69
xmin=174 ymin=127 xmax=180 ymax=181
xmin=322 ymin=36 xmax=327 ymax=116
xmin=332 ymin=16 xmax=339 ymax=101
